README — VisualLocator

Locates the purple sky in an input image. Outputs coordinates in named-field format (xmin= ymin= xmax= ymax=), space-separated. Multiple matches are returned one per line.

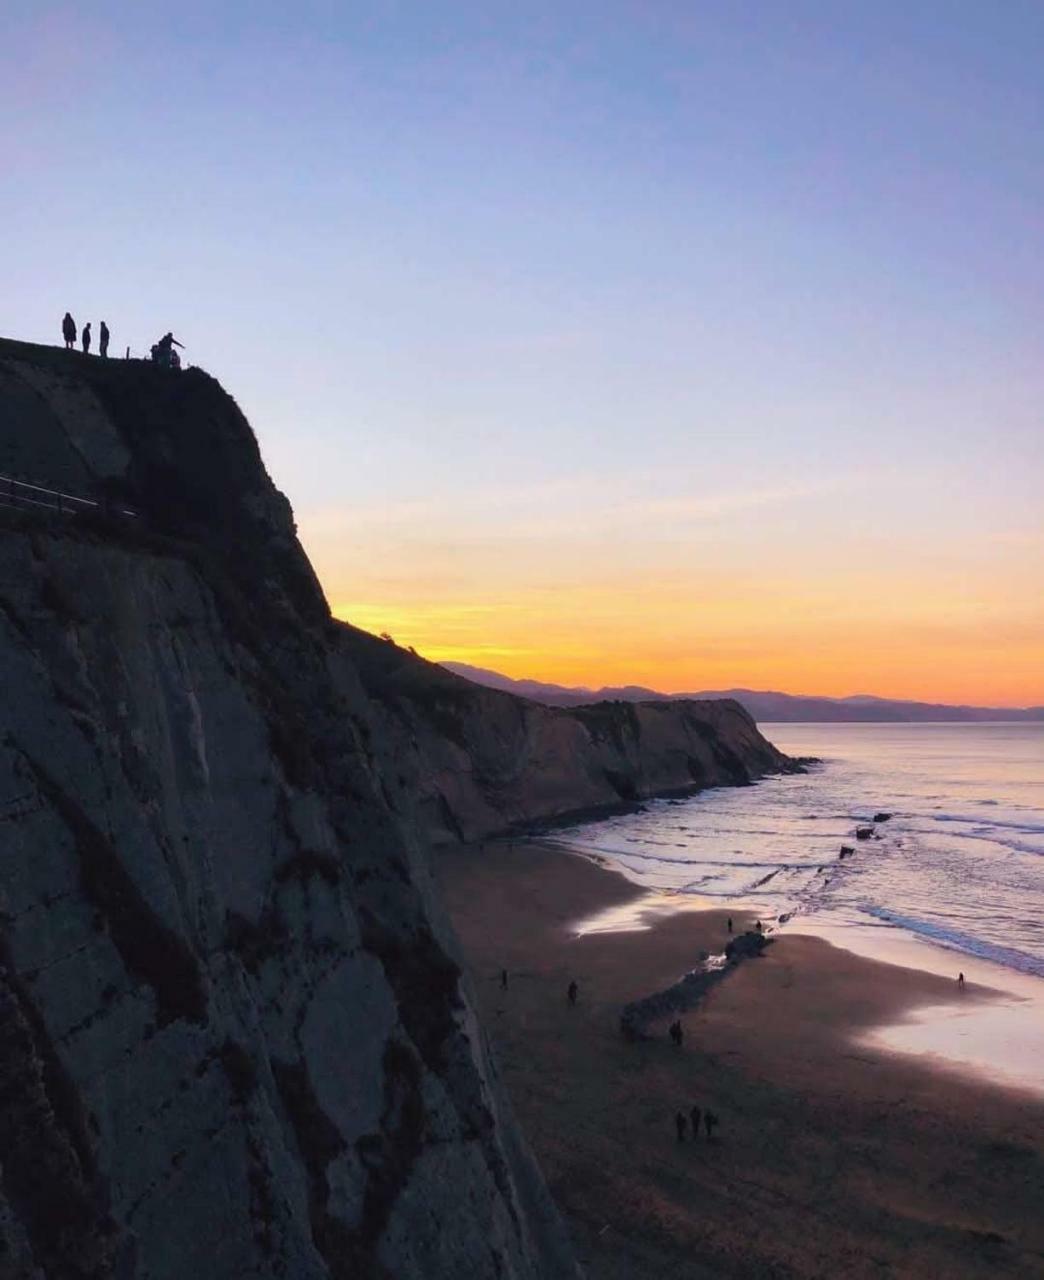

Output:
xmin=3 ymin=2 xmax=1042 ymax=702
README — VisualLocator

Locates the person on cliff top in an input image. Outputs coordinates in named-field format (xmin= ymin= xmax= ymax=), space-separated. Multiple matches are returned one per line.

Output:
xmin=567 ymin=979 xmax=578 ymax=1005
xmin=62 ymin=312 xmax=76 ymax=349
xmin=99 ymin=321 xmax=110 ymax=358
xmin=81 ymin=322 xmax=91 ymax=354
xmin=151 ymin=332 xmax=184 ymax=367
xmin=675 ymin=1111 xmax=687 ymax=1142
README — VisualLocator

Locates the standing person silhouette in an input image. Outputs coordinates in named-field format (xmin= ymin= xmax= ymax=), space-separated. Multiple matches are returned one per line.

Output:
xmin=151 ymin=331 xmax=185 ymax=367
xmin=81 ymin=322 xmax=91 ymax=354
xmin=675 ymin=1111 xmax=687 ymax=1142
xmin=567 ymin=980 xmax=578 ymax=1006
xmin=62 ymin=312 xmax=76 ymax=349
xmin=99 ymin=321 xmax=110 ymax=358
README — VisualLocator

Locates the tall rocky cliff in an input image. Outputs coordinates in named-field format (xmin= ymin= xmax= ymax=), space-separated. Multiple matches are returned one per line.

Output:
xmin=345 ymin=628 xmax=791 ymax=845
xmin=0 ymin=338 xmax=789 ymax=1278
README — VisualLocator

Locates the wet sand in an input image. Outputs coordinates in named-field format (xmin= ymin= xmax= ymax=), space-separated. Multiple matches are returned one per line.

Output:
xmin=438 ymin=840 xmax=1044 ymax=1279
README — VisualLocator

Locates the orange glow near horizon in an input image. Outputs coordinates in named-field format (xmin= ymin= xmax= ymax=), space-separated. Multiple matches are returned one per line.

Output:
xmin=329 ymin=595 xmax=1043 ymax=708
xmin=299 ymin=467 xmax=1044 ymax=711
xmin=311 ymin=545 xmax=1044 ymax=712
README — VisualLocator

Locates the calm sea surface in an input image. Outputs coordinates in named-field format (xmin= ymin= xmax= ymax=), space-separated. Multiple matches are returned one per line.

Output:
xmin=553 ymin=723 xmax=1044 ymax=978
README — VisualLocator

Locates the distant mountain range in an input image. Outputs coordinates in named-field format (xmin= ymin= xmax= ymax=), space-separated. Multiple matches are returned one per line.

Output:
xmin=441 ymin=662 xmax=1044 ymax=723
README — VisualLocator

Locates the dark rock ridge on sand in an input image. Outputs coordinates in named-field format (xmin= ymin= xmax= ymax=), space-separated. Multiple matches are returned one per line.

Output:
xmin=620 ymin=931 xmax=771 ymax=1040
xmin=0 ymin=338 xmax=791 ymax=1278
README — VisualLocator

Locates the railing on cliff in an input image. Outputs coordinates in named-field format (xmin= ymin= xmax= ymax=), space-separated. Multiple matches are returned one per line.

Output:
xmin=0 ymin=473 xmax=139 ymax=520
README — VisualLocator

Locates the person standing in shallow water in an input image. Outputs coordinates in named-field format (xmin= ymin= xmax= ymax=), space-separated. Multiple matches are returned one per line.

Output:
xmin=81 ymin=322 xmax=91 ymax=354
xmin=62 ymin=312 xmax=76 ymax=349
xmin=99 ymin=321 xmax=110 ymax=358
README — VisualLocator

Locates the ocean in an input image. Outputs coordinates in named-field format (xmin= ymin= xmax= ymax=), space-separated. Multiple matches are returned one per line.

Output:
xmin=549 ymin=722 xmax=1044 ymax=1089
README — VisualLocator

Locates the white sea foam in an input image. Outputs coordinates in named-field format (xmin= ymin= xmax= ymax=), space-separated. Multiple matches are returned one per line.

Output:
xmin=554 ymin=722 xmax=1044 ymax=1089
xmin=554 ymin=722 xmax=1044 ymax=982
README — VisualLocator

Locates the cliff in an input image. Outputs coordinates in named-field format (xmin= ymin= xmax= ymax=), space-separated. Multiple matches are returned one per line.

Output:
xmin=345 ymin=629 xmax=791 ymax=845
xmin=0 ymin=337 xmax=789 ymax=1278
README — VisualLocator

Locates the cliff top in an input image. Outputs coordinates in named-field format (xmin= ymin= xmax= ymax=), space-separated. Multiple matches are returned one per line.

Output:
xmin=0 ymin=335 xmax=327 ymax=625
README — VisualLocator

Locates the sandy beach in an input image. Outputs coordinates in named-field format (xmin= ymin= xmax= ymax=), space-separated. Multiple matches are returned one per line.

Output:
xmin=437 ymin=840 xmax=1044 ymax=1279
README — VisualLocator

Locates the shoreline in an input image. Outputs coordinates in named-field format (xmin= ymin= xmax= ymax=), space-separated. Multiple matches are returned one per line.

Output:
xmin=467 ymin=838 xmax=1032 ymax=1090
xmin=439 ymin=751 xmax=808 ymax=849
xmin=437 ymin=838 xmax=1044 ymax=1278
xmin=540 ymin=828 xmax=1044 ymax=1099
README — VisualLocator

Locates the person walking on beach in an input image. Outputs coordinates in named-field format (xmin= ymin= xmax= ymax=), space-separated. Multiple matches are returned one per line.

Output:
xmin=99 ymin=320 xmax=110 ymax=358
xmin=567 ymin=980 xmax=578 ymax=1006
xmin=675 ymin=1111 xmax=687 ymax=1142
xmin=690 ymin=1104 xmax=702 ymax=1138
xmin=62 ymin=312 xmax=76 ymax=349
xmin=81 ymin=322 xmax=91 ymax=354
xmin=727 ymin=916 xmax=733 ymax=934
xmin=704 ymin=1110 xmax=719 ymax=1140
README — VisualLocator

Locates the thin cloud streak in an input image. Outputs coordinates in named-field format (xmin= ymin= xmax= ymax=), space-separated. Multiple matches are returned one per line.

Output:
xmin=299 ymin=472 xmax=857 ymax=542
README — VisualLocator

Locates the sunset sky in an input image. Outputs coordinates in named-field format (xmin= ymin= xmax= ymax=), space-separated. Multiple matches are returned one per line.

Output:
xmin=4 ymin=2 xmax=1043 ymax=705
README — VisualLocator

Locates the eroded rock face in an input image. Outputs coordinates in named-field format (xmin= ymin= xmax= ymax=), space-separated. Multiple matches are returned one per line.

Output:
xmin=341 ymin=628 xmax=794 ymax=845
xmin=0 ymin=341 xmax=576 ymax=1279
xmin=0 ymin=339 xmax=790 ymax=1278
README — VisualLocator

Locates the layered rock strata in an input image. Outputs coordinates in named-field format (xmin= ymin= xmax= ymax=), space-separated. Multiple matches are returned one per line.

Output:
xmin=345 ymin=629 xmax=793 ymax=845
xmin=0 ymin=338 xmax=790 ymax=1277
xmin=0 ymin=340 xmax=578 ymax=1279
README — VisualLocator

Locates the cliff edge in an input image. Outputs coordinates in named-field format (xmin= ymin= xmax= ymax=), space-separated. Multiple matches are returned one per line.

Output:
xmin=0 ymin=338 xmax=790 ymax=1278
xmin=0 ymin=339 xmax=578 ymax=1280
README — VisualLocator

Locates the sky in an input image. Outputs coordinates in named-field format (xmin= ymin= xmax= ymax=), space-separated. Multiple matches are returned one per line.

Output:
xmin=3 ymin=1 xmax=1042 ymax=705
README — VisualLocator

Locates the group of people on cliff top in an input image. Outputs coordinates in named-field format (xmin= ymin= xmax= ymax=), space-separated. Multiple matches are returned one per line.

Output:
xmin=61 ymin=312 xmax=184 ymax=367
xmin=149 ymin=331 xmax=184 ymax=368
xmin=62 ymin=312 xmax=109 ymax=358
